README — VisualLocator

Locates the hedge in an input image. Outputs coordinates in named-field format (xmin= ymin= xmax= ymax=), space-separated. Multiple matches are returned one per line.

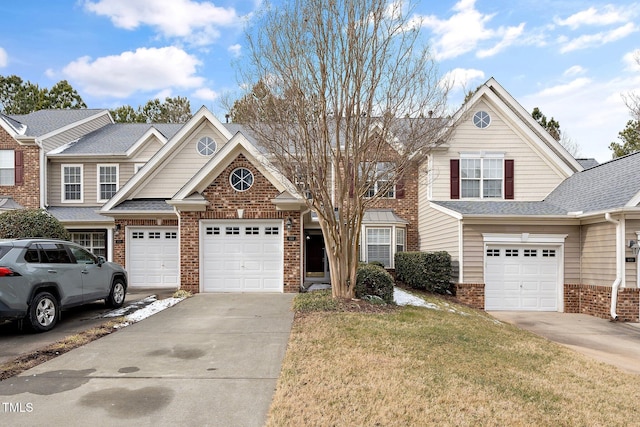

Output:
xmin=355 ymin=263 xmax=395 ymax=304
xmin=0 ymin=209 xmax=70 ymax=240
xmin=395 ymin=251 xmax=453 ymax=294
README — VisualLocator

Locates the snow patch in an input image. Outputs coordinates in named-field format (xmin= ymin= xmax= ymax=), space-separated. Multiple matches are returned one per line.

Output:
xmin=394 ymin=288 xmax=440 ymax=310
xmin=104 ymin=295 xmax=185 ymax=327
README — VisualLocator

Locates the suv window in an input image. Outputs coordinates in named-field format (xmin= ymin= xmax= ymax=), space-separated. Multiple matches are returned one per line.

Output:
xmin=38 ymin=243 xmax=73 ymax=264
xmin=68 ymin=245 xmax=97 ymax=264
xmin=24 ymin=247 xmax=41 ymax=263
xmin=0 ymin=245 xmax=10 ymax=261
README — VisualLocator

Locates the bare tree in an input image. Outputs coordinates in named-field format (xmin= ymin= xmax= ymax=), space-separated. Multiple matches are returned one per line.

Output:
xmin=623 ymin=51 xmax=640 ymax=122
xmin=239 ymin=0 xmax=450 ymax=299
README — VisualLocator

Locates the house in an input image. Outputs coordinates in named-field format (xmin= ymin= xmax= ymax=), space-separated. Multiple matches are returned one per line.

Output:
xmin=1 ymin=77 xmax=639 ymax=321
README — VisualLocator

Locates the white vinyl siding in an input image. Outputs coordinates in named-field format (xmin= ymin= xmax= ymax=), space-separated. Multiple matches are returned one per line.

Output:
xmin=134 ymin=127 xmax=228 ymax=199
xmin=62 ymin=164 xmax=83 ymax=203
xmin=430 ymin=100 xmax=569 ymax=201
xmin=97 ymin=164 xmax=119 ymax=202
xmin=0 ymin=150 xmax=14 ymax=186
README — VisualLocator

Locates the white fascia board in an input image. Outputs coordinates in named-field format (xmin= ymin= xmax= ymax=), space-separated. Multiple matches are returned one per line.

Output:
xmin=626 ymin=189 xmax=640 ymax=207
xmin=482 ymin=233 xmax=568 ymax=244
xmin=485 ymin=78 xmax=583 ymax=174
xmin=125 ymin=127 xmax=168 ymax=157
xmin=101 ymin=107 xmax=226 ymax=212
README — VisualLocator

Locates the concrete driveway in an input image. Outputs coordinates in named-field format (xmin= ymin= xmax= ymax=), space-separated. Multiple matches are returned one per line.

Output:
xmin=0 ymin=288 xmax=176 ymax=364
xmin=0 ymin=293 xmax=295 ymax=426
xmin=490 ymin=311 xmax=640 ymax=376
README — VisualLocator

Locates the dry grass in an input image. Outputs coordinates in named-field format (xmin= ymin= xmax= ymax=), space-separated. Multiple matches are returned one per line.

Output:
xmin=0 ymin=319 xmax=123 ymax=381
xmin=267 ymin=291 xmax=640 ymax=426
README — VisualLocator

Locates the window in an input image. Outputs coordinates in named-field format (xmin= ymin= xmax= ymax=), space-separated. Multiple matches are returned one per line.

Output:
xmin=473 ymin=111 xmax=491 ymax=129
xmin=396 ymin=228 xmax=406 ymax=253
xmin=265 ymin=227 xmax=280 ymax=235
xmin=38 ymin=243 xmax=72 ymax=264
xmin=197 ymin=136 xmax=216 ymax=156
xmin=71 ymin=232 xmax=107 ymax=258
xmin=460 ymin=158 xmax=503 ymax=198
xmin=98 ymin=165 xmax=118 ymax=201
xmin=62 ymin=165 xmax=83 ymax=202
xmin=486 ymin=249 xmax=500 ymax=257
xmin=68 ymin=245 xmax=97 ymax=264
xmin=366 ymin=228 xmax=391 ymax=267
xmin=230 ymin=167 xmax=254 ymax=192
xmin=364 ymin=162 xmax=395 ymax=198
xmin=0 ymin=150 xmax=14 ymax=186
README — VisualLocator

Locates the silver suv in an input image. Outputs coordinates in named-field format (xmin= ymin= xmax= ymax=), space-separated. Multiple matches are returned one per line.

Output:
xmin=0 ymin=239 xmax=127 ymax=332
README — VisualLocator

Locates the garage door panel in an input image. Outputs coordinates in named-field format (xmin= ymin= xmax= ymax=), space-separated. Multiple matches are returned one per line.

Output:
xmin=485 ymin=245 xmax=559 ymax=311
xmin=128 ymin=228 xmax=179 ymax=289
xmin=202 ymin=221 xmax=284 ymax=292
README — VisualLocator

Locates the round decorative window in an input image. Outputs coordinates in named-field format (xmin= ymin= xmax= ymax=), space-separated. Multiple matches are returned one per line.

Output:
xmin=473 ymin=111 xmax=491 ymax=129
xmin=230 ymin=167 xmax=254 ymax=192
xmin=197 ymin=136 xmax=216 ymax=156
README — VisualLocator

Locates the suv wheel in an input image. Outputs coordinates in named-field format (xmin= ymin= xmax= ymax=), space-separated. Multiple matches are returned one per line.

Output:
xmin=28 ymin=292 xmax=59 ymax=332
xmin=106 ymin=279 xmax=126 ymax=308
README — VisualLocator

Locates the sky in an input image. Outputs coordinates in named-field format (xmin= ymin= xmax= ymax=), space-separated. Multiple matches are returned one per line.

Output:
xmin=0 ymin=0 xmax=638 ymax=163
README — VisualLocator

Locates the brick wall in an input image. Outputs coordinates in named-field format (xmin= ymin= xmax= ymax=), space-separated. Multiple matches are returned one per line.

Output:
xmin=369 ymin=162 xmax=420 ymax=251
xmin=564 ymin=284 xmax=639 ymax=322
xmin=455 ymin=283 xmax=485 ymax=309
xmin=0 ymin=128 xmax=40 ymax=208
xmin=180 ymin=154 xmax=301 ymax=293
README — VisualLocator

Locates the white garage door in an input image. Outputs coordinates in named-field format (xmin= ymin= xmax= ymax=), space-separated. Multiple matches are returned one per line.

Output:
xmin=485 ymin=246 xmax=559 ymax=311
xmin=127 ymin=228 xmax=179 ymax=288
xmin=201 ymin=221 xmax=283 ymax=292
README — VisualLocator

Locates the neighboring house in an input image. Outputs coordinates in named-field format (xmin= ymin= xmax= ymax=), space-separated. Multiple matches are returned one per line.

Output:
xmin=421 ymin=78 xmax=639 ymax=321
xmin=1 ymin=77 xmax=639 ymax=322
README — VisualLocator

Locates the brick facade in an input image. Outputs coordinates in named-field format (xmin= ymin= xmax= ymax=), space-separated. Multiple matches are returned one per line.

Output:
xmin=0 ymin=128 xmax=40 ymax=208
xmin=369 ymin=162 xmax=420 ymax=251
xmin=180 ymin=154 xmax=301 ymax=293
xmin=564 ymin=284 xmax=639 ymax=322
xmin=455 ymin=283 xmax=485 ymax=309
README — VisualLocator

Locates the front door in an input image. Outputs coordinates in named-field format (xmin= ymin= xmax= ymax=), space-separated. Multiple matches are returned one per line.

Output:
xmin=305 ymin=231 xmax=329 ymax=281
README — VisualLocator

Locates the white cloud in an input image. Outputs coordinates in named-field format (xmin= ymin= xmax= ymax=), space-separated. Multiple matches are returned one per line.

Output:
xmin=554 ymin=5 xmax=631 ymax=29
xmin=623 ymin=49 xmax=640 ymax=71
xmin=193 ymin=87 xmax=219 ymax=101
xmin=228 ymin=44 xmax=242 ymax=58
xmin=84 ymin=0 xmax=242 ymax=46
xmin=564 ymin=65 xmax=587 ymax=77
xmin=441 ymin=68 xmax=485 ymax=93
xmin=559 ymin=22 xmax=638 ymax=53
xmin=0 ymin=47 xmax=6 ymax=67
xmin=421 ymin=0 xmax=527 ymax=60
xmin=522 ymin=75 xmax=640 ymax=162
xmin=60 ymin=46 xmax=204 ymax=98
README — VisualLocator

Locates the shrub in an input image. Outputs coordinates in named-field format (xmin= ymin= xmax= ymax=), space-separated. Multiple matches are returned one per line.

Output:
xmin=0 ymin=209 xmax=70 ymax=240
xmin=395 ymin=251 xmax=453 ymax=294
xmin=355 ymin=263 xmax=394 ymax=304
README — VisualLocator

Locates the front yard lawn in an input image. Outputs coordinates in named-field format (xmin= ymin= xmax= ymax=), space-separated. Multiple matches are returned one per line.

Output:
xmin=267 ymin=290 xmax=640 ymax=426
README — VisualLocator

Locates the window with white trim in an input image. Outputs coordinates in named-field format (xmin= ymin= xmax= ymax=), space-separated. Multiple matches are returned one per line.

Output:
xmin=0 ymin=150 xmax=14 ymax=186
xmin=62 ymin=165 xmax=83 ymax=202
xmin=396 ymin=228 xmax=406 ymax=253
xmin=98 ymin=164 xmax=118 ymax=201
xmin=70 ymin=232 xmax=106 ymax=258
xmin=364 ymin=162 xmax=395 ymax=198
xmin=460 ymin=157 xmax=503 ymax=198
xmin=366 ymin=228 xmax=392 ymax=267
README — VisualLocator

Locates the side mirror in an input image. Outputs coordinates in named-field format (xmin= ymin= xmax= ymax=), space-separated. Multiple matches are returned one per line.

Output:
xmin=97 ymin=256 xmax=106 ymax=266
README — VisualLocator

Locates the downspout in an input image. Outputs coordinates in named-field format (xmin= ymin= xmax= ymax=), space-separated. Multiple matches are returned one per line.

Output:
xmin=605 ymin=213 xmax=621 ymax=320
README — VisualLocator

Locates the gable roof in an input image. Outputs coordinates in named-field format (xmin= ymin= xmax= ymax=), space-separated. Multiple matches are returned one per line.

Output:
xmin=171 ymin=131 xmax=299 ymax=202
xmin=453 ymin=78 xmax=583 ymax=176
xmin=6 ymin=109 xmax=111 ymax=138
xmin=48 ymin=123 xmax=183 ymax=156
xmin=99 ymin=106 xmax=302 ymax=213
